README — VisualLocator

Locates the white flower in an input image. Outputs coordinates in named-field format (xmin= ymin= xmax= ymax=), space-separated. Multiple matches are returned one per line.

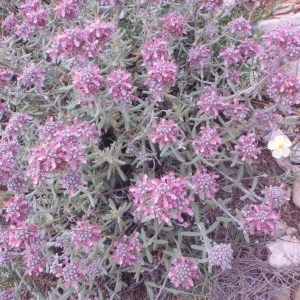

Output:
xmin=267 ymin=135 xmax=292 ymax=158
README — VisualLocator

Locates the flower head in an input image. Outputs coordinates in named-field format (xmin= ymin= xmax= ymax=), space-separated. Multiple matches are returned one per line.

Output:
xmin=207 ymin=243 xmax=233 ymax=270
xmin=268 ymin=135 xmax=292 ymax=158
xmin=168 ymin=257 xmax=199 ymax=290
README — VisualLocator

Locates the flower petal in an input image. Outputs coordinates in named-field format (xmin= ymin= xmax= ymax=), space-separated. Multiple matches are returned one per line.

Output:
xmin=268 ymin=140 xmax=276 ymax=150
xmin=272 ymin=148 xmax=283 ymax=158
xmin=281 ymin=147 xmax=291 ymax=157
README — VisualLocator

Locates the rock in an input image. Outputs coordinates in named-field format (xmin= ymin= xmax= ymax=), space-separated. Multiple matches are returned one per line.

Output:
xmin=270 ymin=287 xmax=291 ymax=300
xmin=293 ymin=178 xmax=300 ymax=208
xmin=267 ymin=235 xmax=300 ymax=268
xmin=273 ymin=4 xmax=295 ymax=16
xmin=286 ymin=227 xmax=298 ymax=236
xmin=274 ymin=220 xmax=287 ymax=238
xmin=257 ymin=14 xmax=300 ymax=32
xmin=294 ymin=285 xmax=300 ymax=300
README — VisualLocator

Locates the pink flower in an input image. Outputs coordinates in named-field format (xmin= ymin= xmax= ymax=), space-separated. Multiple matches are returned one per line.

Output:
xmin=7 ymin=175 xmax=27 ymax=194
xmin=150 ymin=118 xmax=180 ymax=149
xmin=207 ymin=243 xmax=233 ymax=270
xmin=8 ymin=222 xmax=40 ymax=250
xmin=223 ymin=98 xmax=249 ymax=121
xmin=192 ymin=126 xmax=221 ymax=157
xmin=161 ymin=13 xmax=185 ymax=37
xmin=219 ymin=45 xmax=243 ymax=66
xmin=71 ymin=220 xmax=102 ymax=251
xmin=202 ymin=0 xmax=223 ymax=11
xmin=107 ymin=69 xmax=135 ymax=105
xmin=141 ymin=37 xmax=170 ymax=66
xmin=235 ymin=133 xmax=261 ymax=163
xmin=56 ymin=260 xmax=85 ymax=290
xmin=54 ymin=0 xmax=80 ymax=19
xmin=0 ymin=68 xmax=13 ymax=87
xmin=168 ymin=257 xmax=199 ymax=290
xmin=4 ymin=195 xmax=29 ymax=224
xmin=239 ymin=203 xmax=279 ymax=235
xmin=1 ymin=13 xmax=18 ymax=36
xmin=262 ymin=184 xmax=290 ymax=208
xmin=113 ymin=232 xmax=141 ymax=267
xmin=3 ymin=113 xmax=32 ymax=139
xmin=227 ymin=17 xmax=252 ymax=36
xmin=191 ymin=169 xmax=219 ymax=199
xmin=254 ymin=109 xmax=279 ymax=130
xmin=197 ymin=88 xmax=225 ymax=117
xmin=238 ymin=38 xmax=261 ymax=57
xmin=72 ymin=64 xmax=104 ymax=96
xmin=19 ymin=63 xmax=45 ymax=88
xmin=188 ymin=44 xmax=211 ymax=69
xmin=23 ymin=248 xmax=47 ymax=276
xmin=130 ymin=172 xmax=194 ymax=224
xmin=60 ymin=172 xmax=87 ymax=195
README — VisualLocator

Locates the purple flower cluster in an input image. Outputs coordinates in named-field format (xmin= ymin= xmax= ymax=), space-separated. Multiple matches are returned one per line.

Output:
xmin=0 ymin=68 xmax=13 ymax=87
xmin=219 ymin=45 xmax=243 ymax=66
xmin=197 ymin=87 xmax=225 ymax=117
xmin=224 ymin=98 xmax=249 ymax=121
xmin=202 ymin=0 xmax=223 ymax=11
xmin=47 ymin=20 xmax=115 ymax=62
xmin=130 ymin=172 xmax=194 ymax=224
xmin=227 ymin=17 xmax=252 ymax=36
xmin=254 ymin=110 xmax=279 ymax=130
xmin=235 ymin=133 xmax=261 ymax=164
xmin=150 ymin=118 xmax=180 ymax=149
xmin=72 ymin=64 xmax=104 ymax=96
xmin=191 ymin=169 xmax=219 ymax=199
xmin=113 ymin=232 xmax=141 ymax=267
xmin=19 ymin=63 xmax=45 ymax=88
xmin=262 ymin=184 xmax=290 ymax=208
xmin=168 ymin=257 xmax=199 ymax=290
xmin=28 ymin=118 xmax=99 ymax=185
xmin=161 ymin=13 xmax=185 ymax=37
xmin=141 ymin=37 xmax=169 ymax=65
xmin=207 ymin=243 xmax=233 ymax=270
xmin=71 ymin=220 xmax=102 ymax=251
xmin=264 ymin=24 xmax=300 ymax=61
xmin=4 ymin=195 xmax=29 ymax=224
xmin=59 ymin=172 xmax=87 ymax=195
xmin=16 ymin=0 xmax=49 ymax=40
xmin=54 ymin=0 xmax=82 ymax=19
xmin=188 ymin=44 xmax=211 ymax=69
xmin=267 ymin=72 xmax=300 ymax=110
xmin=192 ymin=126 xmax=221 ymax=157
xmin=107 ymin=69 xmax=135 ymax=105
xmin=0 ymin=141 xmax=19 ymax=183
xmin=239 ymin=203 xmax=279 ymax=235
xmin=23 ymin=248 xmax=47 ymax=277
xmin=3 ymin=113 xmax=32 ymax=140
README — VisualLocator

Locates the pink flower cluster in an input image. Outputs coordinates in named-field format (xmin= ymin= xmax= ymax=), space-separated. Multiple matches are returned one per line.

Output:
xmin=56 ymin=260 xmax=85 ymax=290
xmin=28 ymin=118 xmax=99 ymax=185
xmin=161 ymin=13 xmax=185 ymax=37
xmin=54 ymin=0 xmax=83 ymax=19
xmin=191 ymin=169 xmax=219 ymax=199
xmin=238 ymin=38 xmax=261 ymax=57
xmin=113 ymin=232 xmax=141 ymax=267
xmin=3 ymin=113 xmax=32 ymax=140
xmin=267 ymin=72 xmax=300 ymax=110
xmin=72 ymin=64 xmax=104 ymax=96
xmin=48 ymin=20 xmax=115 ymax=62
xmin=207 ymin=243 xmax=233 ymax=270
xmin=235 ymin=133 xmax=261 ymax=164
xmin=107 ymin=69 xmax=135 ymax=105
xmin=224 ymin=98 xmax=249 ymax=121
xmin=0 ymin=141 xmax=19 ymax=183
xmin=239 ymin=203 xmax=279 ymax=235
xmin=168 ymin=257 xmax=199 ymax=290
xmin=16 ymin=0 xmax=49 ymax=40
xmin=264 ymin=24 xmax=300 ymax=61
xmin=254 ymin=110 xmax=279 ymax=130
xmin=150 ymin=118 xmax=180 ymax=149
xmin=262 ymin=184 xmax=290 ymax=208
xmin=23 ymin=248 xmax=47 ymax=277
xmin=192 ymin=126 xmax=221 ymax=157
xmin=19 ymin=63 xmax=45 ymax=88
xmin=202 ymin=0 xmax=223 ymax=11
xmin=0 ymin=68 xmax=13 ymax=87
xmin=1 ymin=13 xmax=18 ymax=36
xmin=4 ymin=195 xmax=29 ymax=224
xmin=142 ymin=35 xmax=177 ymax=100
xmin=7 ymin=175 xmax=27 ymax=194
xmin=219 ymin=45 xmax=243 ymax=66
xmin=59 ymin=172 xmax=87 ymax=195
xmin=71 ymin=220 xmax=102 ymax=251
xmin=130 ymin=172 xmax=194 ymax=224
xmin=227 ymin=17 xmax=252 ymax=36
xmin=197 ymin=87 xmax=225 ymax=117
xmin=188 ymin=44 xmax=211 ymax=69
